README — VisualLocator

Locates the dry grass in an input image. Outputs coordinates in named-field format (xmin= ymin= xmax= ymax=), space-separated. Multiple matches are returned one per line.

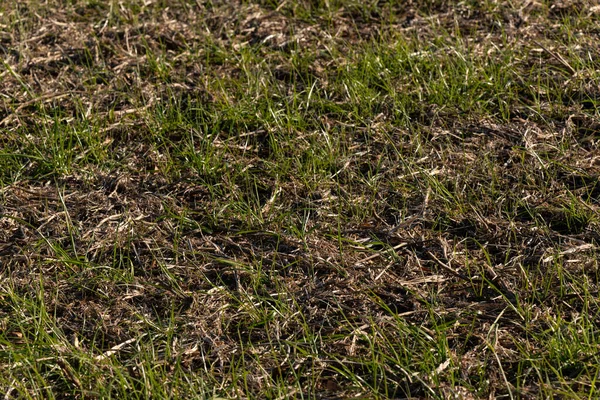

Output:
xmin=2 ymin=0 xmax=600 ymax=398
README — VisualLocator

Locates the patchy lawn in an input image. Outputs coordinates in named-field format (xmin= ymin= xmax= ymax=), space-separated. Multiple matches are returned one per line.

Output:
xmin=2 ymin=0 xmax=600 ymax=398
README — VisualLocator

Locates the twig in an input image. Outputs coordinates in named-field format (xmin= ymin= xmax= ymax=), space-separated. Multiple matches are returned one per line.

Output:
xmin=94 ymin=334 xmax=146 ymax=361
xmin=355 ymin=242 xmax=407 ymax=266
xmin=535 ymin=41 xmax=576 ymax=75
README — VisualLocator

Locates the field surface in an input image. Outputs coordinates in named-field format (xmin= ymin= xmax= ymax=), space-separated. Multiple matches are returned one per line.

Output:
xmin=2 ymin=0 xmax=600 ymax=398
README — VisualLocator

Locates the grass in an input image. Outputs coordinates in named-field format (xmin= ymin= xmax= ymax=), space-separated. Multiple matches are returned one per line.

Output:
xmin=1 ymin=0 xmax=600 ymax=398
